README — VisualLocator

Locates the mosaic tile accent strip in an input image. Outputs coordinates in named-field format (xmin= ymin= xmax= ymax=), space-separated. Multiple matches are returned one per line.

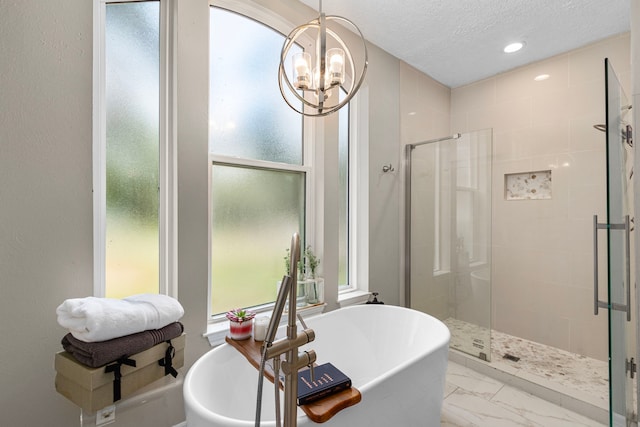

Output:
xmin=505 ymin=170 xmax=552 ymax=200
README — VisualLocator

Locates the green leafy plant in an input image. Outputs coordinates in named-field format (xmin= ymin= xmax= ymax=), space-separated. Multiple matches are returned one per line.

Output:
xmin=284 ymin=248 xmax=291 ymax=275
xmin=284 ymin=247 xmax=304 ymax=277
xmin=305 ymin=245 xmax=320 ymax=278
xmin=225 ymin=308 xmax=256 ymax=323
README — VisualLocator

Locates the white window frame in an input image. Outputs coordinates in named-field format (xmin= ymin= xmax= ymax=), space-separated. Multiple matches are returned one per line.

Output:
xmin=205 ymin=1 xmax=368 ymax=338
xmin=207 ymin=2 xmax=316 ymax=321
xmin=207 ymin=156 xmax=314 ymax=319
xmin=92 ymin=0 xmax=178 ymax=298
xmin=343 ymin=87 xmax=370 ymax=305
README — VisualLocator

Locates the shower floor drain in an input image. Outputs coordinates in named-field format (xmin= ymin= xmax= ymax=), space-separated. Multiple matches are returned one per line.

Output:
xmin=503 ymin=353 xmax=520 ymax=362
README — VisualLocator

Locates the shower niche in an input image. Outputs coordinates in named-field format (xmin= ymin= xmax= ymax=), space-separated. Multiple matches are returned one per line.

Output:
xmin=405 ymin=129 xmax=493 ymax=361
xmin=504 ymin=170 xmax=552 ymax=200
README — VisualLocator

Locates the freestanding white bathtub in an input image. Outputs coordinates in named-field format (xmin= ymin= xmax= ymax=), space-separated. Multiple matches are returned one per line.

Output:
xmin=184 ymin=304 xmax=450 ymax=426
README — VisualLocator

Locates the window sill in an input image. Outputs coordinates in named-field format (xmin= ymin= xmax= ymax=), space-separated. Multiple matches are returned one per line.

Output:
xmin=337 ymin=289 xmax=370 ymax=307
xmin=203 ymin=290 xmax=371 ymax=347
xmin=204 ymin=303 xmax=327 ymax=347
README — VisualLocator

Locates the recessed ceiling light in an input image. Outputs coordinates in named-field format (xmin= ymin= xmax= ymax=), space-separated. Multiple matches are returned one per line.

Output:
xmin=503 ymin=42 xmax=524 ymax=53
xmin=534 ymin=74 xmax=550 ymax=81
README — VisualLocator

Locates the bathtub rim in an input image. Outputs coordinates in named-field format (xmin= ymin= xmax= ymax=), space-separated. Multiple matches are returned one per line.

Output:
xmin=324 ymin=305 xmax=450 ymax=393
xmin=184 ymin=304 xmax=450 ymax=426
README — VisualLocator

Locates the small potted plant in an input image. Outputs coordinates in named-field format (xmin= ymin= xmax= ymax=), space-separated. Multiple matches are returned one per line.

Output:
xmin=226 ymin=308 xmax=256 ymax=340
xmin=284 ymin=248 xmax=305 ymax=280
xmin=304 ymin=246 xmax=323 ymax=305
xmin=284 ymin=247 xmax=308 ymax=308
xmin=305 ymin=245 xmax=320 ymax=279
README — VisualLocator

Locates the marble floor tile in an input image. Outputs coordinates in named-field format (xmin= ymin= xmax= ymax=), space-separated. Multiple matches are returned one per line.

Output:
xmin=442 ymin=387 xmax=533 ymax=426
xmin=442 ymin=362 xmax=606 ymax=427
xmin=446 ymin=362 xmax=504 ymax=399
xmin=491 ymin=385 xmax=604 ymax=427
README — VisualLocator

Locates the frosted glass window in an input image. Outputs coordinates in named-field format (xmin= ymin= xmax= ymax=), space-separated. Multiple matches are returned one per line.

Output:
xmin=210 ymin=165 xmax=305 ymax=315
xmin=338 ymin=90 xmax=349 ymax=288
xmin=209 ymin=8 xmax=303 ymax=164
xmin=105 ymin=2 xmax=160 ymax=298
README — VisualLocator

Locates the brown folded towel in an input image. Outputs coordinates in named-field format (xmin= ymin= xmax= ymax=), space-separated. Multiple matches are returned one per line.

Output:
xmin=61 ymin=322 xmax=184 ymax=368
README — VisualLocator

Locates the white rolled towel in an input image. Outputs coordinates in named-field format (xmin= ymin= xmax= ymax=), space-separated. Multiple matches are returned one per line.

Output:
xmin=56 ymin=294 xmax=184 ymax=342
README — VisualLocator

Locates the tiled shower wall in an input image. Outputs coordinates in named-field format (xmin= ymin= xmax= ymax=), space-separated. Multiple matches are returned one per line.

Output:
xmin=399 ymin=63 xmax=452 ymax=319
xmin=451 ymin=34 xmax=631 ymax=361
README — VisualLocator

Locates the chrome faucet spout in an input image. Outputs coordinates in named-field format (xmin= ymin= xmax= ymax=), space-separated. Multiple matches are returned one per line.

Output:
xmin=284 ymin=232 xmax=302 ymax=427
xmin=265 ymin=274 xmax=292 ymax=346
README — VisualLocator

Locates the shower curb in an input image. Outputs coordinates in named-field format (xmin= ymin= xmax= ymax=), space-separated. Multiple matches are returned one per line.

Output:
xmin=449 ymin=349 xmax=608 ymax=425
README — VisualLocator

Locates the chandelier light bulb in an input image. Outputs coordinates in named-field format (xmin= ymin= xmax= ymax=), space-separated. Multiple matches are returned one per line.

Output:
xmin=292 ymin=52 xmax=312 ymax=90
xmin=326 ymin=48 xmax=345 ymax=85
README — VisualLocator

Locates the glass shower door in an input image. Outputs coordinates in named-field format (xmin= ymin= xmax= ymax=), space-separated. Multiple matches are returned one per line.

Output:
xmin=406 ymin=129 xmax=492 ymax=360
xmin=599 ymin=58 xmax=635 ymax=427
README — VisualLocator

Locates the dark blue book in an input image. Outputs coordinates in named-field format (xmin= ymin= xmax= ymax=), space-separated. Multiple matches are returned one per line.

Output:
xmin=297 ymin=362 xmax=352 ymax=405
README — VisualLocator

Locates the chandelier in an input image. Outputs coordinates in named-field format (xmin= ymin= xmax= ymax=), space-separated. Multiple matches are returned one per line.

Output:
xmin=278 ymin=1 xmax=368 ymax=117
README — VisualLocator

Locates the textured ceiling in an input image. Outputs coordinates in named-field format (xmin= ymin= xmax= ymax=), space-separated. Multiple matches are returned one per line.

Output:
xmin=299 ymin=0 xmax=631 ymax=88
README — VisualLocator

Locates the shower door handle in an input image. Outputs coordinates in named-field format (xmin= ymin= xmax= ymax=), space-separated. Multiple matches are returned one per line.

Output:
xmin=593 ymin=215 xmax=609 ymax=315
xmin=593 ymin=214 xmax=631 ymax=321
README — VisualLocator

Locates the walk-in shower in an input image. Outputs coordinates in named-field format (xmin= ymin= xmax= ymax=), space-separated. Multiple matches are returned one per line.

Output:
xmin=405 ymin=128 xmax=610 ymax=422
xmin=405 ymin=58 xmax=636 ymax=426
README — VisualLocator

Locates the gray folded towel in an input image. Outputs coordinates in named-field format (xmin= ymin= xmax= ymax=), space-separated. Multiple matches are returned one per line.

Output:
xmin=61 ymin=322 xmax=184 ymax=368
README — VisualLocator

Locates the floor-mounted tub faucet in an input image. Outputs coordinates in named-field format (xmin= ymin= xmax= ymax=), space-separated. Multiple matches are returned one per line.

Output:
xmin=255 ymin=232 xmax=316 ymax=427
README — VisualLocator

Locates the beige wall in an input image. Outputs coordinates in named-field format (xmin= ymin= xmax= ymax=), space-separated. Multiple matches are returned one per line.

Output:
xmin=0 ymin=0 xmax=211 ymax=425
xmin=0 ymin=0 xmax=412 ymax=425
xmin=0 ymin=0 xmax=635 ymax=424
xmin=400 ymin=63 xmax=452 ymax=145
xmin=0 ymin=0 xmax=94 ymax=425
xmin=451 ymin=34 xmax=631 ymax=361
xmin=399 ymin=62 xmax=452 ymax=315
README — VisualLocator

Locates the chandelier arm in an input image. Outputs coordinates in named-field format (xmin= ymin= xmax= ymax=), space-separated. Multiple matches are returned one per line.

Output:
xmin=318 ymin=12 xmax=326 ymax=105
xmin=278 ymin=24 xmax=338 ymax=115
xmin=277 ymin=79 xmax=307 ymax=115
xmin=278 ymin=60 xmax=326 ymax=111
xmin=279 ymin=23 xmax=324 ymax=109
xmin=278 ymin=64 xmax=330 ymax=116
xmin=279 ymin=22 xmax=331 ymax=114
xmin=323 ymin=26 xmax=356 ymax=94
xmin=320 ymin=16 xmax=368 ymax=112
xmin=326 ymin=15 xmax=369 ymax=77
xmin=279 ymin=31 xmax=327 ymax=115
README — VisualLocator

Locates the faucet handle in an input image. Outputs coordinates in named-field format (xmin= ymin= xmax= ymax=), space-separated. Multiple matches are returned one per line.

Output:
xmin=309 ymin=363 xmax=315 ymax=383
xmin=296 ymin=313 xmax=309 ymax=329
xmin=304 ymin=350 xmax=317 ymax=382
